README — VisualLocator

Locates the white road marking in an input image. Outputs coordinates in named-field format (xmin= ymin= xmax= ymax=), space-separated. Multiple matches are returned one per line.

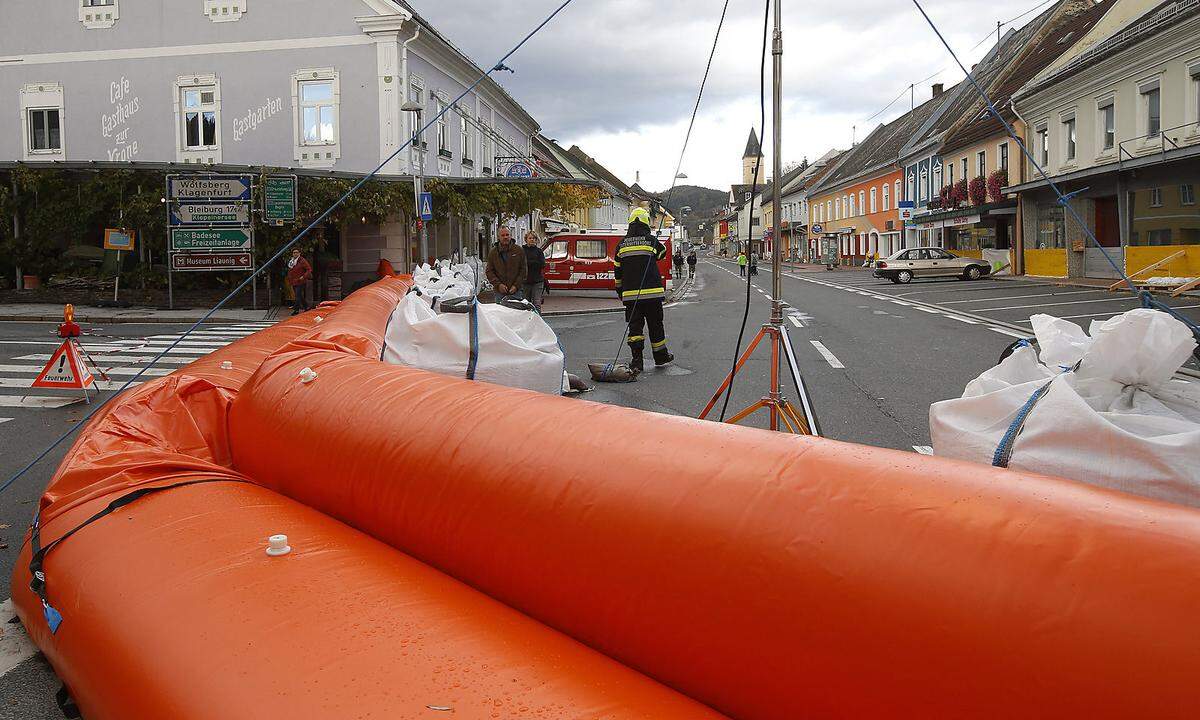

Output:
xmin=0 ymin=418 xmax=11 ymax=424
xmin=0 ymin=599 xmax=38 ymax=678
xmin=946 ymin=315 xmax=979 ymax=324
xmin=974 ymin=296 xmax=1139 ymax=311
xmin=913 ymin=446 xmax=934 ymax=455
xmin=0 ymin=396 xmax=82 ymax=408
xmin=1012 ymin=304 xmax=1200 ymax=322
xmin=809 ymin=341 xmax=845 ymax=369
xmin=0 ymin=342 xmax=125 ymax=350
xmin=941 ymin=290 xmax=1099 ymax=304
xmin=0 ymin=364 xmax=172 ymax=377
xmin=0 ymin=378 xmax=143 ymax=391
xmin=989 ymin=327 xmax=1030 ymax=339
xmin=914 ymin=306 xmax=942 ymax=314
xmin=13 ymin=354 xmax=193 ymax=365
xmin=789 ymin=316 xmax=804 ymax=328
xmin=890 ymin=300 xmax=912 ymax=306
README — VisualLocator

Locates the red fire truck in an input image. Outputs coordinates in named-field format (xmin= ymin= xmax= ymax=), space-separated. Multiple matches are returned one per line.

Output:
xmin=541 ymin=229 xmax=674 ymax=295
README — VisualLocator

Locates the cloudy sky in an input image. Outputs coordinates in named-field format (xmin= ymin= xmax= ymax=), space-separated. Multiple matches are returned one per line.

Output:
xmin=413 ymin=0 xmax=1061 ymax=192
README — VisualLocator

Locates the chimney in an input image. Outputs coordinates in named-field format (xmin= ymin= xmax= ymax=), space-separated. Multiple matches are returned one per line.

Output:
xmin=932 ymin=83 xmax=944 ymax=98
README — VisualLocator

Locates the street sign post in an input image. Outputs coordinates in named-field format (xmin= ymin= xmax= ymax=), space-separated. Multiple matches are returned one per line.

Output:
xmin=165 ymin=173 xmax=256 ymax=309
xmin=419 ymin=192 xmax=433 ymax=221
xmin=103 ymin=229 xmax=136 ymax=303
xmin=170 ymin=228 xmax=253 ymax=251
xmin=169 ymin=203 xmax=251 ymax=227
xmin=171 ymin=252 xmax=254 ymax=272
xmin=263 ymin=175 xmax=298 ymax=224
xmin=167 ymin=174 xmax=253 ymax=202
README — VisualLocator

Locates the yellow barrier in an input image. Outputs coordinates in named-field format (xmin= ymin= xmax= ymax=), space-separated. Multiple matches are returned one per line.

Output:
xmin=1125 ymin=245 xmax=1200 ymax=278
xmin=1023 ymin=247 xmax=1068 ymax=277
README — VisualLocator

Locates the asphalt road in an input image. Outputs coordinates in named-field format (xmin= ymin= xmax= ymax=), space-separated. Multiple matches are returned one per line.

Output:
xmin=0 ymin=269 xmax=1196 ymax=716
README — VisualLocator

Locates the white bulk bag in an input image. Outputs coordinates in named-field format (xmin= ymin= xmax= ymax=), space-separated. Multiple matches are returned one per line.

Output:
xmin=930 ymin=310 xmax=1200 ymax=508
xmin=382 ymin=293 xmax=564 ymax=395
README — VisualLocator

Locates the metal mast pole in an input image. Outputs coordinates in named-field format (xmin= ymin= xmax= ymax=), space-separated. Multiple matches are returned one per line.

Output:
xmin=770 ymin=0 xmax=783 ymax=327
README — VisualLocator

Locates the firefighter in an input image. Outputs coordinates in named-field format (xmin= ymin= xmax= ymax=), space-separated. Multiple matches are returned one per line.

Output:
xmin=615 ymin=207 xmax=673 ymax=372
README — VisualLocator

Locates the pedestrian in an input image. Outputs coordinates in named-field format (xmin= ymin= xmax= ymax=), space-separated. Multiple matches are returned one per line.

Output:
xmin=673 ymin=249 xmax=684 ymax=278
xmin=522 ymin=230 xmax=546 ymax=311
xmin=615 ymin=207 xmax=673 ymax=372
xmin=486 ymin=226 xmax=528 ymax=302
xmin=750 ymin=250 xmax=759 ymax=276
xmin=686 ymin=249 xmax=697 ymax=279
xmin=737 ymin=251 xmax=747 ymax=277
xmin=286 ymin=248 xmax=313 ymax=315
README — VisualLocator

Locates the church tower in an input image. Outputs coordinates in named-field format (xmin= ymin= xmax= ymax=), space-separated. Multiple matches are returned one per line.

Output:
xmin=742 ymin=129 xmax=763 ymax=185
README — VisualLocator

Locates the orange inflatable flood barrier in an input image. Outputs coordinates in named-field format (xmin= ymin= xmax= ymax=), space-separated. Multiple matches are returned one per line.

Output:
xmin=11 ymin=276 xmax=1200 ymax=719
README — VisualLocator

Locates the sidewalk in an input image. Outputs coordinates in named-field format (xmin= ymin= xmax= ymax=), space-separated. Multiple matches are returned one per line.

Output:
xmin=0 ymin=302 xmax=276 ymax=324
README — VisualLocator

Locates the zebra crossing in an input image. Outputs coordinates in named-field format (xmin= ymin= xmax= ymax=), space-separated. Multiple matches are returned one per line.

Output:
xmin=0 ymin=322 xmax=275 ymax=424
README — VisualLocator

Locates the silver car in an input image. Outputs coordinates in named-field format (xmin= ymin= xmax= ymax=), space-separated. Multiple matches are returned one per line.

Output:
xmin=873 ymin=247 xmax=991 ymax=284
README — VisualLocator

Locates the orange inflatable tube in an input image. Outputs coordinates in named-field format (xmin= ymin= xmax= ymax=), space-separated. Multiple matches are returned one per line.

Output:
xmin=12 ymin=277 xmax=1200 ymax=719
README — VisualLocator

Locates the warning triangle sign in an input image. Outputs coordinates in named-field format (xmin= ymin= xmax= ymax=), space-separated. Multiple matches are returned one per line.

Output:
xmin=32 ymin=340 xmax=94 ymax=390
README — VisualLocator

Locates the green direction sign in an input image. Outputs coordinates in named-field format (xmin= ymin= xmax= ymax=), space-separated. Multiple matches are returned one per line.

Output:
xmin=171 ymin=228 xmax=253 ymax=251
xmin=263 ymin=175 xmax=297 ymax=223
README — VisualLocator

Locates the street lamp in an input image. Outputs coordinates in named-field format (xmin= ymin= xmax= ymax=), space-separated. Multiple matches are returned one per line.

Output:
xmin=402 ymin=100 xmax=426 ymax=271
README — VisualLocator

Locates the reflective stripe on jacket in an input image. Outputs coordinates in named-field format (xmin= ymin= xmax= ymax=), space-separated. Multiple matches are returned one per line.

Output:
xmin=613 ymin=231 xmax=666 ymax=302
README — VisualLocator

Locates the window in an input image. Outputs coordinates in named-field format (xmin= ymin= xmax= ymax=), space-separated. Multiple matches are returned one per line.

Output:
xmin=546 ymin=241 xmax=568 ymax=260
xmin=933 ymin=161 xmax=942 ymax=191
xmin=919 ymin=168 xmax=928 ymax=201
xmin=947 ymin=160 xmax=954 ymax=188
xmin=576 ymin=240 xmax=607 ymax=259
xmin=1036 ymin=203 xmax=1066 ymax=249
xmin=1183 ymin=184 xmax=1196 ymax=206
xmin=299 ymin=81 xmax=336 ymax=145
xmin=1062 ymin=115 xmax=1076 ymax=162
xmin=175 ymin=75 xmax=221 ymax=163
xmin=1150 ymin=187 xmax=1163 ymax=207
xmin=999 ymin=143 xmax=1009 ymax=172
xmin=893 ymin=180 xmax=900 ymax=205
xmin=848 ymin=194 xmax=856 ymax=217
xmin=870 ymin=187 xmax=877 ymax=214
xmin=961 ymin=157 xmax=968 ymax=182
xmin=292 ymin=68 xmax=339 ymax=167
xmin=907 ymin=170 xmax=916 ymax=202
xmin=435 ymin=97 xmax=450 ymax=157
xmin=1036 ymin=124 xmax=1049 ymax=166
xmin=20 ymin=83 xmax=65 ymax=160
xmin=1098 ymin=98 xmax=1115 ymax=152
xmin=976 ymin=151 xmax=986 ymax=178
xmin=80 ymin=0 xmax=118 ymax=29
xmin=826 ymin=200 xmax=831 ymax=220
xmin=409 ymin=79 xmax=425 ymax=146
xmin=1145 ymin=86 xmax=1161 ymax=138
xmin=1191 ymin=62 xmax=1200 ymax=127
xmin=460 ymin=109 xmax=473 ymax=164
xmin=858 ymin=190 xmax=865 ymax=215
xmin=27 ymin=109 xmax=61 ymax=152
xmin=882 ymin=183 xmax=890 ymax=211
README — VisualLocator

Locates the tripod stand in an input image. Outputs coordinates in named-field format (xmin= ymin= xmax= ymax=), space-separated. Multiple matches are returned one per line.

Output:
xmin=698 ymin=0 xmax=820 ymax=436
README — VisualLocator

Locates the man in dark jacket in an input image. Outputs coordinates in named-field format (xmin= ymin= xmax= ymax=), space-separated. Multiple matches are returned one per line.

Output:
xmin=686 ymin=250 xmax=698 ymax=279
xmin=522 ymin=231 xmax=546 ymax=310
xmin=486 ymin=227 xmax=527 ymax=302
xmin=615 ymin=207 xmax=673 ymax=372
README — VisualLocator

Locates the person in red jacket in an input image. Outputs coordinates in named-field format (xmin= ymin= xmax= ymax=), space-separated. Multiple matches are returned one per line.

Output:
xmin=286 ymin=248 xmax=313 ymax=315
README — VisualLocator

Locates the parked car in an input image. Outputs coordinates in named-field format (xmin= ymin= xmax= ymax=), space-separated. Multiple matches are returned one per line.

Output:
xmin=873 ymin=247 xmax=991 ymax=284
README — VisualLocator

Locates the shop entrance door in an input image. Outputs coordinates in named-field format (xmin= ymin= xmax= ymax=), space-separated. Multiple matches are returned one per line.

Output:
xmin=1086 ymin=196 xmax=1123 ymax=279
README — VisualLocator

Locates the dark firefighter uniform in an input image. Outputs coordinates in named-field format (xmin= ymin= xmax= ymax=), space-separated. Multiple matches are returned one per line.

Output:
xmin=615 ymin=208 xmax=673 ymax=371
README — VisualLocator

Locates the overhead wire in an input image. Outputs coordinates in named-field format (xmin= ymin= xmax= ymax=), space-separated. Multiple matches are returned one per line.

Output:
xmin=0 ymin=0 xmax=580 ymax=496
xmin=717 ymin=0 xmax=772 ymax=422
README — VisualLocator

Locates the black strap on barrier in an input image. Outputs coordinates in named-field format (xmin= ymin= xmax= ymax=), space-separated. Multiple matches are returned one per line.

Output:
xmin=55 ymin=684 xmax=81 ymax=719
xmin=29 ymin=478 xmax=245 ymax=634
xmin=466 ymin=300 xmax=480 ymax=381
